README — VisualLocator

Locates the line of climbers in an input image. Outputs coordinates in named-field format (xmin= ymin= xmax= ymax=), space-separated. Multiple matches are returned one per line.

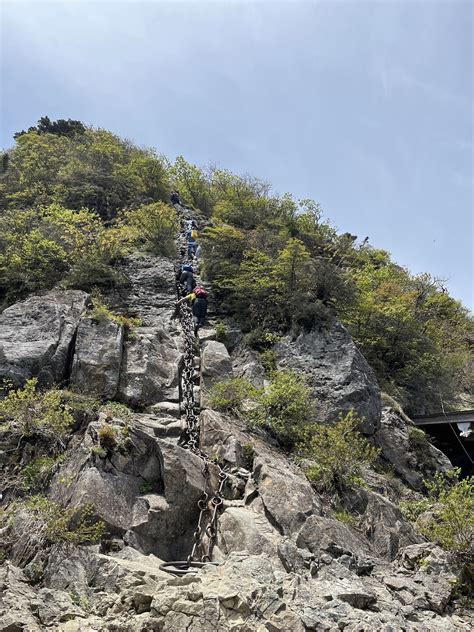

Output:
xmin=171 ymin=196 xmax=208 ymax=336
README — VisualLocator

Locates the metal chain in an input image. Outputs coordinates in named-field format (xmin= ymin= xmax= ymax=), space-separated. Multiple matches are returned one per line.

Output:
xmin=160 ymin=211 xmax=228 ymax=576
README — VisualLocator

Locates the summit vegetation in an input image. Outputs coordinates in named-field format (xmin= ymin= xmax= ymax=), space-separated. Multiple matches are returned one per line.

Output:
xmin=1 ymin=116 xmax=472 ymax=414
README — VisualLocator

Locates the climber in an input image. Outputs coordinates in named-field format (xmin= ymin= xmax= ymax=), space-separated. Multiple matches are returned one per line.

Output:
xmin=179 ymin=265 xmax=196 ymax=294
xmin=185 ymin=218 xmax=199 ymax=231
xmin=176 ymin=286 xmax=208 ymax=333
xmin=170 ymin=190 xmax=181 ymax=205
xmin=187 ymin=236 xmax=197 ymax=258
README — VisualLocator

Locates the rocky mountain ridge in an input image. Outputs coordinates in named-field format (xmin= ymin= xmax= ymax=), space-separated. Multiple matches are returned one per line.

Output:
xmin=0 ymin=245 xmax=471 ymax=631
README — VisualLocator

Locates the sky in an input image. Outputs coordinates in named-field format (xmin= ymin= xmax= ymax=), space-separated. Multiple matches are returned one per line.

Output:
xmin=1 ymin=0 xmax=472 ymax=308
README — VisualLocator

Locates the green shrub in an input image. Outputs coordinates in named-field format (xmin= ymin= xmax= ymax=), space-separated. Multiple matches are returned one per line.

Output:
xmin=260 ymin=350 xmax=277 ymax=374
xmin=24 ymin=497 xmax=105 ymax=545
xmin=87 ymin=293 xmax=142 ymax=330
xmin=243 ymin=329 xmax=281 ymax=351
xmin=0 ymin=379 xmax=74 ymax=449
xmin=249 ymin=370 xmax=313 ymax=448
xmin=297 ymin=411 xmax=380 ymax=491
xmin=100 ymin=401 xmax=133 ymax=421
xmin=215 ymin=322 xmax=228 ymax=343
xmin=95 ymin=420 xmax=131 ymax=457
xmin=98 ymin=424 xmax=118 ymax=451
xmin=62 ymin=258 xmax=129 ymax=292
xmin=209 ymin=378 xmax=260 ymax=415
xmin=19 ymin=455 xmax=64 ymax=493
xmin=334 ymin=508 xmax=357 ymax=527
xmin=122 ymin=202 xmax=178 ymax=256
xmin=404 ymin=469 xmax=474 ymax=557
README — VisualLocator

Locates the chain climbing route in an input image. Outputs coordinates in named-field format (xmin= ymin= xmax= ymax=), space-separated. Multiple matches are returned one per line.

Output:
xmin=160 ymin=208 xmax=228 ymax=576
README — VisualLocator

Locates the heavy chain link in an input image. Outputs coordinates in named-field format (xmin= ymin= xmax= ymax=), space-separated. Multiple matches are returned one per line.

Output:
xmin=160 ymin=212 xmax=228 ymax=576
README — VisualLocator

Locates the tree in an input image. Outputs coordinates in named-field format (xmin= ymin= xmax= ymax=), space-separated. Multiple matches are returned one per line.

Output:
xmin=14 ymin=116 xmax=86 ymax=139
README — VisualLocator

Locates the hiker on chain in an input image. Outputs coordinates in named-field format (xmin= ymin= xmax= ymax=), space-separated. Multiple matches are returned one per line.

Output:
xmin=176 ymin=286 xmax=208 ymax=334
xmin=170 ymin=190 xmax=181 ymax=205
xmin=179 ymin=264 xmax=196 ymax=294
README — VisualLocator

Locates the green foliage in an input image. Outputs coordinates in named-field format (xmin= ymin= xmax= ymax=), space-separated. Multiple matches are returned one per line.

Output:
xmin=209 ymin=378 xmax=260 ymax=415
xmin=214 ymin=322 xmax=228 ymax=343
xmin=139 ymin=482 xmax=154 ymax=494
xmin=88 ymin=293 xmax=142 ymax=330
xmin=0 ymin=379 xmax=74 ymax=449
xmin=0 ymin=204 xmax=132 ymax=300
xmin=297 ymin=411 xmax=380 ymax=491
xmin=14 ymin=116 xmax=86 ymax=139
xmin=122 ymin=202 xmax=178 ymax=255
xmin=418 ymin=470 xmax=473 ymax=556
xmin=341 ymin=262 xmax=473 ymax=412
xmin=96 ymin=420 xmax=131 ymax=457
xmin=170 ymin=156 xmax=213 ymax=214
xmin=24 ymin=496 xmax=105 ymax=545
xmin=98 ymin=424 xmax=118 ymax=451
xmin=19 ymin=455 xmax=64 ymax=493
xmin=334 ymin=508 xmax=357 ymax=527
xmin=260 ymin=350 xmax=278 ymax=374
xmin=2 ymin=126 xmax=169 ymax=218
xmin=99 ymin=401 xmax=133 ymax=421
xmin=249 ymin=370 xmax=313 ymax=447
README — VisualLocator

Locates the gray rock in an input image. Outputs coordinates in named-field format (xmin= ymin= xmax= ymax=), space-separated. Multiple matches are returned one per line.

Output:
xmin=0 ymin=290 xmax=89 ymax=387
xmin=252 ymin=452 xmax=321 ymax=535
xmin=51 ymin=420 xmax=211 ymax=561
xmin=70 ymin=317 xmax=124 ymax=399
xmin=200 ymin=340 xmax=233 ymax=406
xmin=200 ymin=409 xmax=252 ymax=469
xmin=217 ymin=507 xmax=281 ymax=560
xmin=296 ymin=515 xmax=370 ymax=560
xmin=274 ymin=320 xmax=381 ymax=433
xmin=104 ymin=254 xmax=177 ymax=327
xmin=375 ymin=407 xmax=453 ymax=488
xmin=118 ymin=326 xmax=181 ymax=407
xmin=231 ymin=344 xmax=265 ymax=389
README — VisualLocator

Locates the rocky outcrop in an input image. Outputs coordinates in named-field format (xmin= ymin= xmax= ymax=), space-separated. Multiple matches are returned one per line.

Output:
xmin=0 ymin=289 xmax=89 ymax=388
xmin=104 ymin=254 xmax=177 ymax=327
xmin=375 ymin=406 xmax=453 ymax=489
xmin=1 ymin=250 xmax=471 ymax=632
xmin=200 ymin=340 xmax=233 ymax=406
xmin=70 ymin=318 xmax=124 ymax=399
xmin=50 ymin=416 xmax=208 ymax=561
xmin=275 ymin=320 xmax=382 ymax=434
xmin=231 ymin=344 xmax=265 ymax=389
xmin=118 ymin=326 xmax=182 ymax=407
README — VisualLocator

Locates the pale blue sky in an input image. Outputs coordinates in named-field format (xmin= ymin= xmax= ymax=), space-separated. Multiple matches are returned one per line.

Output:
xmin=1 ymin=1 xmax=472 ymax=308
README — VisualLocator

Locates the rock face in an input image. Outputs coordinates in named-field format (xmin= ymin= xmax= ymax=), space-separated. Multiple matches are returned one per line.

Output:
xmin=0 ymin=289 xmax=89 ymax=388
xmin=200 ymin=340 xmax=233 ymax=406
xmin=50 ymin=415 xmax=208 ymax=561
xmin=231 ymin=344 xmax=265 ymax=389
xmin=375 ymin=406 xmax=453 ymax=489
xmin=1 ymin=251 xmax=471 ymax=632
xmin=275 ymin=320 xmax=382 ymax=434
xmin=118 ymin=326 xmax=182 ymax=407
xmin=104 ymin=254 xmax=177 ymax=327
xmin=70 ymin=318 xmax=124 ymax=399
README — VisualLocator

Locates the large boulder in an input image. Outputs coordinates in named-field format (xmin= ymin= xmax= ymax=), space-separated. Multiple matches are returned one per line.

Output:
xmin=51 ymin=418 xmax=208 ymax=561
xmin=251 ymin=452 xmax=321 ymax=535
xmin=118 ymin=327 xmax=182 ymax=407
xmin=374 ymin=407 xmax=453 ymax=489
xmin=275 ymin=320 xmax=381 ymax=434
xmin=70 ymin=318 xmax=124 ymax=399
xmin=0 ymin=290 xmax=89 ymax=388
xmin=200 ymin=340 xmax=233 ymax=406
